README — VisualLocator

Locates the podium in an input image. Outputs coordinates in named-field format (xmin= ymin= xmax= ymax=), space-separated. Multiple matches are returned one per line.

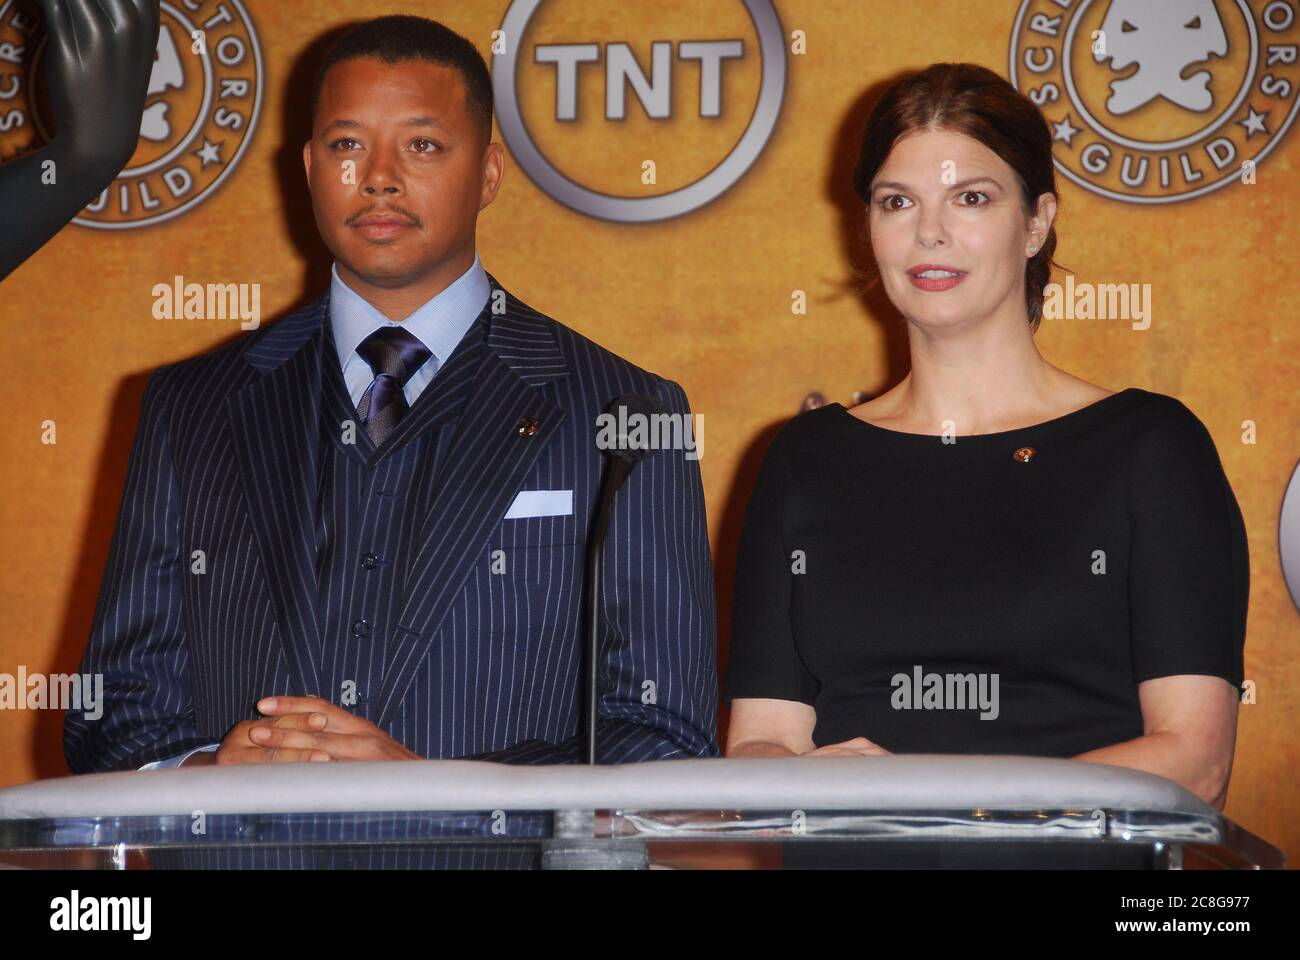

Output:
xmin=0 ymin=756 xmax=1284 ymax=869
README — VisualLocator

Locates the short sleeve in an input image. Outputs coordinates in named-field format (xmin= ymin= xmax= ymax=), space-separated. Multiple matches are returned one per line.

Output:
xmin=725 ymin=418 xmax=821 ymax=705
xmin=1127 ymin=399 xmax=1248 ymax=690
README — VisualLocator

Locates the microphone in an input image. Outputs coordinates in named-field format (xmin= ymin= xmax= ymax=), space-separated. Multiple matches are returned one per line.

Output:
xmin=584 ymin=394 xmax=664 ymax=764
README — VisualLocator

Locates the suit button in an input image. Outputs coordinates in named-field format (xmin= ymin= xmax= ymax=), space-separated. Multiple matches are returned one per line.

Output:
xmin=351 ymin=619 xmax=371 ymax=638
xmin=361 ymin=553 xmax=380 ymax=569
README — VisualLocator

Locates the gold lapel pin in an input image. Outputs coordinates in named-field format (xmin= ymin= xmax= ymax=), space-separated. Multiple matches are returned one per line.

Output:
xmin=1012 ymin=446 xmax=1036 ymax=463
xmin=516 ymin=416 xmax=540 ymax=437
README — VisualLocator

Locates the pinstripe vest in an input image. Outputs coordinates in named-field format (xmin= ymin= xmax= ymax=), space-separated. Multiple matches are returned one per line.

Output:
xmin=313 ymin=314 xmax=489 ymax=728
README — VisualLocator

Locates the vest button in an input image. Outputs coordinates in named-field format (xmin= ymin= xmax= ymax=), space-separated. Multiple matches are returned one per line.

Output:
xmin=361 ymin=553 xmax=380 ymax=569
xmin=351 ymin=619 xmax=371 ymax=638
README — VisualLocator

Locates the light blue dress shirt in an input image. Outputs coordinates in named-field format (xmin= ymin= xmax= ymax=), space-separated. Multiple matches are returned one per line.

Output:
xmin=139 ymin=253 xmax=490 ymax=770
xmin=330 ymin=252 xmax=490 ymax=411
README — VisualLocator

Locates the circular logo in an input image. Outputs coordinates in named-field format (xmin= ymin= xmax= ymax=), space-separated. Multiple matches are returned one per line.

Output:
xmin=0 ymin=0 xmax=262 ymax=229
xmin=1281 ymin=457 xmax=1300 ymax=615
xmin=492 ymin=0 xmax=787 ymax=223
xmin=1009 ymin=0 xmax=1300 ymax=203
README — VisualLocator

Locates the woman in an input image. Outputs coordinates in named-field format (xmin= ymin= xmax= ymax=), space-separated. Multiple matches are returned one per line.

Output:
xmin=724 ymin=63 xmax=1247 ymax=811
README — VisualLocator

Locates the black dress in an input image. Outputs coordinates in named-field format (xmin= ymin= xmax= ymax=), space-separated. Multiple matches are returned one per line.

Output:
xmin=725 ymin=388 xmax=1248 ymax=757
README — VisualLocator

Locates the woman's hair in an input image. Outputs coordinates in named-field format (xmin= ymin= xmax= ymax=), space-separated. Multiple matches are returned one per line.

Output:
xmin=852 ymin=62 xmax=1059 ymax=332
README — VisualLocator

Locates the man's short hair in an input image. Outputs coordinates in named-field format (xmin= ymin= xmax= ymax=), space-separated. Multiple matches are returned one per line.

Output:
xmin=310 ymin=15 xmax=493 ymax=144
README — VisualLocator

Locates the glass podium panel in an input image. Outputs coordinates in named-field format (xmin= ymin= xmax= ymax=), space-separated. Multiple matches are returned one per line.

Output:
xmin=0 ymin=758 xmax=1284 ymax=869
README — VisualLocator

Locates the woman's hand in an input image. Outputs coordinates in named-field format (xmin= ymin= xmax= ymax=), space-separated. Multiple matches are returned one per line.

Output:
xmin=727 ymin=700 xmax=895 ymax=758
xmin=802 ymin=736 xmax=892 ymax=757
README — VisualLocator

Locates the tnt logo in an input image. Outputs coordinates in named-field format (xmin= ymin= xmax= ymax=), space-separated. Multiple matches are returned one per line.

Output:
xmin=493 ymin=0 xmax=787 ymax=222
xmin=0 ymin=0 xmax=263 ymax=228
xmin=1009 ymin=0 xmax=1300 ymax=204
xmin=535 ymin=40 xmax=744 ymax=121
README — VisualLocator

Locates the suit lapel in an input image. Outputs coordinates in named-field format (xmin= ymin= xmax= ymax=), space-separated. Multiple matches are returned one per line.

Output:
xmin=373 ymin=275 xmax=571 ymax=727
xmin=227 ymin=295 xmax=329 ymax=697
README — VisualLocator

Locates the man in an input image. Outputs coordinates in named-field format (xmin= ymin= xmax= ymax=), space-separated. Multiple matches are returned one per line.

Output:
xmin=64 ymin=15 xmax=718 ymax=776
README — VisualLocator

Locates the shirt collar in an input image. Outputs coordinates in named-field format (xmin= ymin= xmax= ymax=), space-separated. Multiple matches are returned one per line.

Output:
xmin=328 ymin=253 xmax=490 ymax=368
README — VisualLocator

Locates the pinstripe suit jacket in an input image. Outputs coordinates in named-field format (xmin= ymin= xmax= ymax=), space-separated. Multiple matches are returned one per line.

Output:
xmin=64 ymin=273 xmax=719 ymax=773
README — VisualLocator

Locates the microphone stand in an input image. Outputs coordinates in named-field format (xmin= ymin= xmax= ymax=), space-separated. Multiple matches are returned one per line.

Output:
xmin=584 ymin=456 xmax=633 ymax=764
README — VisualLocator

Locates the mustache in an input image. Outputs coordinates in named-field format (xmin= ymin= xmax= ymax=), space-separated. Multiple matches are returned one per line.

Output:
xmin=347 ymin=205 xmax=423 ymax=228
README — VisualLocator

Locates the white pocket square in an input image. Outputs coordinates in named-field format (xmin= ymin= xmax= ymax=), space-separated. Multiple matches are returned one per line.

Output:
xmin=504 ymin=489 xmax=573 ymax=519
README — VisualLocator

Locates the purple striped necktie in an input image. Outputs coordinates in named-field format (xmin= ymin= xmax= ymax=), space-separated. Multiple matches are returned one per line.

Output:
xmin=354 ymin=326 xmax=433 ymax=447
